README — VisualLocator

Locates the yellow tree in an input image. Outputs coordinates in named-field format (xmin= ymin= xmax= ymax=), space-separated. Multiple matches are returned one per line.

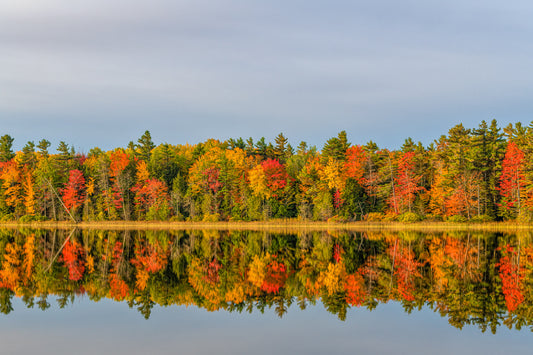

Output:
xmin=248 ymin=164 xmax=270 ymax=200
xmin=299 ymin=156 xmax=331 ymax=219
xmin=23 ymin=171 xmax=36 ymax=215
xmin=321 ymin=158 xmax=345 ymax=192
xmin=189 ymin=146 xmax=225 ymax=217
xmin=0 ymin=161 xmax=22 ymax=216
xmin=190 ymin=146 xmax=251 ymax=218
xmin=428 ymin=162 xmax=449 ymax=216
xmin=225 ymin=148 xmax=253 ymax=206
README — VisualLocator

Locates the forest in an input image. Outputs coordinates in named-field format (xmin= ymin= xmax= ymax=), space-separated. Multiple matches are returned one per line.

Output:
xmin=0 ymin=119 xmax=531 ymax=223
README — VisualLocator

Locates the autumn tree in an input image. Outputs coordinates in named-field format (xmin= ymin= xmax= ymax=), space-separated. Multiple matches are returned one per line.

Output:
xmin=498 ymin=141 xmax=525 ymax=219
xmin=61 ymin=169 xmax=87 ymax=218
xmin=132 ymin=161 xmax=171 ymax=220
xmin=393 ymin=151 xmax=424 ymax=213
xmin=430 ymin=124 xmax=480 ymax=219
xmin=261 ymin=158 xmax=292 ymax=215
xmin=109 ymin=149 xmax=134 ymax=220
xmin=22 ymin=171 xmax=36 ymax=216
xmin=344 ymin=145 xmax=367 ymax=184
xmin=249 ymin=158 xmax=292 ymax=218
xmin=0 ymin=161 xmax=22 ymax=217
xmin=298 ymin=156 xmax=330 ymax=220
xmin=188 ymin=145 xmax=251 ymax=219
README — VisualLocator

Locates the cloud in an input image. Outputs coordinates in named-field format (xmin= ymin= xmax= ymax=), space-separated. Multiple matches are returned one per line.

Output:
xmin=1 ymin=1 xmax=533 ymax=151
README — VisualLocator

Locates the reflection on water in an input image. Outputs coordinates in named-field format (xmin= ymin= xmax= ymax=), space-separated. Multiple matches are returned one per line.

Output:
xmin=0 ymin=228 xmax=532 ymax=333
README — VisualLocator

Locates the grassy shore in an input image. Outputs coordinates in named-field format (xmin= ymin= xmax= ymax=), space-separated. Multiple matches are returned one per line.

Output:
xmin=0 ymin=220 xmax=532 ymax=232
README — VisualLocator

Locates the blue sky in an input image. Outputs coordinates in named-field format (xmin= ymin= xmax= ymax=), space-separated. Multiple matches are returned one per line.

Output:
xmin=2 ymin=1 xmax=533 ymax=153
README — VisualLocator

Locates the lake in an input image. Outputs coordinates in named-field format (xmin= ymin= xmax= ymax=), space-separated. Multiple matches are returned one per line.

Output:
xmin=0 ymin=228 xmax=532 ymax=354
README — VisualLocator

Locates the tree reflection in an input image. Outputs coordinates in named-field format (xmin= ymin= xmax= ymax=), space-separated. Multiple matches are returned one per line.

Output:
xmin=0 ymin=228 xmax=533 ymax=332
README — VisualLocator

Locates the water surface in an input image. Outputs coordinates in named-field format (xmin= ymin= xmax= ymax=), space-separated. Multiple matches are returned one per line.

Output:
xmin=0 ymin=228 xmax=532 ymax=354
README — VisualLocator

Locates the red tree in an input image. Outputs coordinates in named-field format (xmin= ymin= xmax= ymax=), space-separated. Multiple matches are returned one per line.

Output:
xmin=109 ymin=150 xmax=130 ymax=178
xmin=333 ymin=189 xmax=343 ymax=210
xmin=261 ymin=159 xmax=288 ymax=196
xmin=61 ymin=169 xmax=86 ymax=212
xmin=109 ymin=150 xmax=131 ymax=214
xmin=132 ymin=178 xmax=169 ymax=214
xmin=203 ymin=167 xmax=222 ymax=193
xmin=393 ymin=151 xmax=423 ymax=213
xmin=498 ymin=141 xmax=525 ymax=217
xmin=344 ymin=145 xmax=367 ymax=184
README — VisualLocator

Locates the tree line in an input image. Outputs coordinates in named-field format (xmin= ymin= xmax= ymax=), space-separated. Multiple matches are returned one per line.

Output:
xmin=0 ymin=119 xmax=531 ymax=222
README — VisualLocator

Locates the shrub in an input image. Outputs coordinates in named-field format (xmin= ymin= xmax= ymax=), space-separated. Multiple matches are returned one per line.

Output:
xmin=398 ymin=212 xmax=423 ymax=223
xmin=382 ymin=213 xmax=398 ymax=222
xmin=202 ymin=213 xmax=220 ymax=222
xmin=516 ymin=212 xmax=531 ymax=223
xmin=0 ymin=213 xmax=14 ymax=222
xmin=365 ymin=212 xmax=384 ymax=221
xmin=169 ymin=214 xmax=184 ymax=222
xmin=146 ymin=202 xmax=170 ymax=221
xmin=19 ymin=214 xmax=36 ymax=223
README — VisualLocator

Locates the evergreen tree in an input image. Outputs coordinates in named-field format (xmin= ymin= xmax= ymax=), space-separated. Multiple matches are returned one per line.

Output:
xmin=21 ymin=141 xmax=37 ymax=169
xmin=0 ymin=134 xmax=14 ymax=162
xmin=471 ymin=119 xmax=505 ymax=218
xmin=150 ymin=144 xmax=179 ymax=187
xmin=37 ymin=139 xmax=51 ymax=157
xmin=274 ymin=133 xmax=288 ymax=162
xmin=322 ymin=131 xmax=350 ymax=161
xmin=255 ymin=137 xmax=267 ymax=159
xmin=136 ymin=130 xmax=155 ymax=161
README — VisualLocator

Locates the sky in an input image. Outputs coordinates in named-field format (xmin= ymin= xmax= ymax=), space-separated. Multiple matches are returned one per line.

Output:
xmin=2 ymin=1 xmax=533 ymax=153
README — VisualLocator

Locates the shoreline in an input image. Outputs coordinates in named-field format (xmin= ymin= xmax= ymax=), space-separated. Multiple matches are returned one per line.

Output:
xmin=0 ymin=220 xmax=532 ymax=232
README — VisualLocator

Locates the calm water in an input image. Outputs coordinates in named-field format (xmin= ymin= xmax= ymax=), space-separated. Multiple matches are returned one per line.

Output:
xmin=0 ymin=228 xmax=532 ymax=354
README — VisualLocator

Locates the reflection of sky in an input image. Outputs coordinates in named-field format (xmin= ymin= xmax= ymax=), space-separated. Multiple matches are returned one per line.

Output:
xmin=0 ymin=297 xmax=531 ymax=354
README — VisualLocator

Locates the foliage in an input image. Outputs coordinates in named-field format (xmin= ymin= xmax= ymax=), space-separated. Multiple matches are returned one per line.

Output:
xmin=365 ymin=212 xmax=384 ymax=221
xmin=0 ymin=122 xmax=533 ymax=222
xmin=398 ymin=212 xmax=423 ymax=223
xmin=0 ymin=228 xmax=530 ymax=332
